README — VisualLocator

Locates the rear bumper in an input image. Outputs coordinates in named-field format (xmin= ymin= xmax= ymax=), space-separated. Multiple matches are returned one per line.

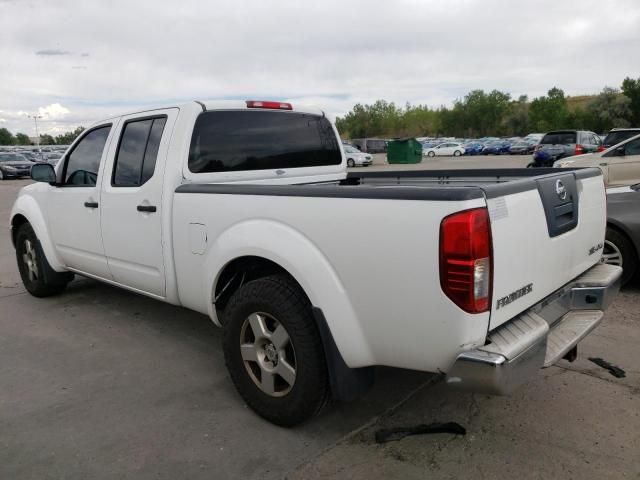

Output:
xmin=446 ymin=263 xmax=622 ymax=394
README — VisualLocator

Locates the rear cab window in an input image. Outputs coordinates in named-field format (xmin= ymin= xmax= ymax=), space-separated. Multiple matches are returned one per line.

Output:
xmin=188 ymin=110 xmax=341 ymax=173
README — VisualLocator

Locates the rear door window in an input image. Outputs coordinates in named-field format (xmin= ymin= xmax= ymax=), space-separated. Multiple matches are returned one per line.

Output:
xmin=112 ymin=116 xmax=166 ymax=187
xmin=188 ymin=111 xmax=341 ymax=173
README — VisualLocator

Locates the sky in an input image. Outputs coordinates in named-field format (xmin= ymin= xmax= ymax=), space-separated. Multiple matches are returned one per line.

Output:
xmin=1 ymin=0 xmax=639 ymax=136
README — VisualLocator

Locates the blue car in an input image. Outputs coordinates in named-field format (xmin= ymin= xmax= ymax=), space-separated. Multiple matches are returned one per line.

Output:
xmin=482 ymin=141 xmax=511 ymax=155
xmin=463 ymin=142 xmax=484 ymax=155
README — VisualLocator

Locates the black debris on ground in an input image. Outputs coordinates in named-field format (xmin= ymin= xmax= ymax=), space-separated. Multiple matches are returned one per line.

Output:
xmin=588 ymin=357 xmax=626 ymax=378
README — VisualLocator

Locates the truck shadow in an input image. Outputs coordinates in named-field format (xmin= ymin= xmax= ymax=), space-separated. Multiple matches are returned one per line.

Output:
xmin=60 ymin=277 xmax=434 ymax=433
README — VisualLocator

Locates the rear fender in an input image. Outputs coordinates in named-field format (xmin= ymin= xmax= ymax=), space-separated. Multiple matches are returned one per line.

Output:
xmin=202 ymin=219 xmax=374 ymax=367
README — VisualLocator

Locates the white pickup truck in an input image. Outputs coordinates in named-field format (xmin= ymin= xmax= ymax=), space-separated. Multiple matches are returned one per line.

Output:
xmin=11 ymin=100 xmax=622 ymax=426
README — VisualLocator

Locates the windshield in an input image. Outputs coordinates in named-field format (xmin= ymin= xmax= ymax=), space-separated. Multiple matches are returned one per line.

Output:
xmin=541 ymin=132 xmax=577 ymax=145
xmin=344 ymin=146 xmax=359 ymax=153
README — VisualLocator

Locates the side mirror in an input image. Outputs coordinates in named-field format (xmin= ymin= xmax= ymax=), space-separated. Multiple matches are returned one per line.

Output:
xmin=30 ymin=162 xmax=57 ymax=184
xmin=615 ymin=146 xmax=626 ymax=156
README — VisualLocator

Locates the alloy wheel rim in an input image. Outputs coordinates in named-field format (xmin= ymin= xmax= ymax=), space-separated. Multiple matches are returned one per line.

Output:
xmin=22 ymin=239 xmax=39 ymax=282
xmin=239 ymin=312 xmax=296 ymax=397
xmin=601 ymin=240 xmax=623 ymax=266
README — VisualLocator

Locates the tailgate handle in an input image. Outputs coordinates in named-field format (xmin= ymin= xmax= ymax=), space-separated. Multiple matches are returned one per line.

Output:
xmin=553 ymin=202 xmax=574 ymax=227
xmin=536 ymin=174 xmax=579 ymax=238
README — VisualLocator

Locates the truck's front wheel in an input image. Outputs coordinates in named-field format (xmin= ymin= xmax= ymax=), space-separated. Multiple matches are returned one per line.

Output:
xmin=15 ymin=223 xmax=73 ymax=297
xmin=222 ymin=274 xmax=329 ymax=426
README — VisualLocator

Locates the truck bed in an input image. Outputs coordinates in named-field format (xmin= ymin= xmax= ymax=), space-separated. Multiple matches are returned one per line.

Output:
xmin=173 ymin=166 xmax=605 ymax=371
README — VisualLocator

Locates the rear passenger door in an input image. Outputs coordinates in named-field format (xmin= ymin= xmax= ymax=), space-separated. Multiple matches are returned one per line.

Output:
xmin=100 ymin=109 xmax=177 ymax=297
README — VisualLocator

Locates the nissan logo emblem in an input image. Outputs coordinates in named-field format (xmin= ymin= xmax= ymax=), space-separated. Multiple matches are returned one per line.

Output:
xmin=555 ymin=179 xmax=567 ymax=200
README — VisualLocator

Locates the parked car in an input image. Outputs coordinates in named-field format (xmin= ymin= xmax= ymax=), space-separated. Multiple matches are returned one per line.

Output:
xmin=601 ymin=128 xmax=640 ymax=149
xmin=423 ymin=142 xmax=465 ymax=157
xmin=554 ymin=133 xmax=640 ymax=187
xmin=482 ymin=141 xmax=510 ymax=155
xmin=530 ymin=130 xmax=602 ymax=167
xmin=11 ymin=99 xmax=621 ymax=426
xmin=0 ymin=153 xmax=34 ymax=180
xmin=523 ymin=133 xmax=544 ymax=144
xmin=509 ymin=140 xmax=535 ymax=155
xmin=45 ymin=153 xmax=63 ymax=166
xmin=462 ymin=142 xmax=484 ymax=155
xmin=343 ymin=145 xmax=372 ymax=167
xmin=351 ymin=138 xmax=387 ymax=153
xmin=604 ymin=184 xmax=640 ymax=285
xmin=17 ymin=151 xmax=42 ymax=162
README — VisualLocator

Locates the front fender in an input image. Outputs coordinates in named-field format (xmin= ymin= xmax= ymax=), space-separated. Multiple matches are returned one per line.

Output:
xmin=203 ymin=219 xmax=374 ymax=368
xmin=10 ymin=193 xmax=65 ymax=271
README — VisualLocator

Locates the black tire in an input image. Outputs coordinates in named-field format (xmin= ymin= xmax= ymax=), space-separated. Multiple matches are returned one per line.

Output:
xmin=15 ymin=223 xmax=73 ymax=297
xmin=604 ymin=228 xmax=637 ymax=286
xmin=453 ymin=150 xmax=461 ymax=157
xmin=347 ymin=159 xmax=355 ymax=168
xmin=427 ymin=151 xmax=435 ymax=157
xmin=526 ymin=162 xmax=535 ymax=168
xmin=222 ymin=274 xmax=329 ymax=426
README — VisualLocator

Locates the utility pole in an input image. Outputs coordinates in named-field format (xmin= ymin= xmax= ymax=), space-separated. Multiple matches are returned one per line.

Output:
xmin=30 ymin=115 xmax=42 ymax=150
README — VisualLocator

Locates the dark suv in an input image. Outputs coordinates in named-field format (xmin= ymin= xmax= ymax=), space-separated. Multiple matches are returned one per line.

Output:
xmin=602 ymin=128 xmax=640 ymax=149
xmin=529 ymin=130 xmax=602 ymax=167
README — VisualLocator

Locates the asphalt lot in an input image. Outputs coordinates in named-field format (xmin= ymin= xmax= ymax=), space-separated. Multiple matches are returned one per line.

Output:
xmin=1 ymin=156 xmax=639 ymax=479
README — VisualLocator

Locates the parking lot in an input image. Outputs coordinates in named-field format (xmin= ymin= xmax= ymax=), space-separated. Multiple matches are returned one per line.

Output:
xmin=1 ymin=157 xmax=639 ymax=479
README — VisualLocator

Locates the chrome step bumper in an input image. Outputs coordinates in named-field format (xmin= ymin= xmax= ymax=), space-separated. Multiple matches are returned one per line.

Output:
xmin=446 ymin=264 xmax=622 ymax=394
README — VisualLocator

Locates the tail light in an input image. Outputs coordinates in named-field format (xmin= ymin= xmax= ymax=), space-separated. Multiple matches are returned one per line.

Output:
xmin=596 ymin=145 xmax=605 ymax=153
xmin=575 ymin=144 xmax=585 ymax=155
xmin=440 ymin=208 xmax=492 ymax=313
xmin=246 ymin=100 xmax=292 ymax=110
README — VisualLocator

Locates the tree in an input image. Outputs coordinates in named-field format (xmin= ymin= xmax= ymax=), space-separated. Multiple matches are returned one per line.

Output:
xmin=15 ymin=133 xmax=32 ymax=145
xmin=529 ymin=87 xmax=570 ymax=132
xmin=0 ymin=128 xmax=15 ymax=145
xmin=39 ymin=134 xmax=55 ymax=145
xmin=54 ymin=126 xmax=85 ymax=145
xmin=585 ymin=87 xmax=632 ymax=132
xmin=621 ymin=76 xmax=640 ymax=125
xmin=503 ymin=95 xmax=529 ymax=136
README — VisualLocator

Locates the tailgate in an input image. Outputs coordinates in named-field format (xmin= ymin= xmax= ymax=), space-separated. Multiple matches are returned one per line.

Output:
xmin=485 ymin=169 xmax=606 ymax=329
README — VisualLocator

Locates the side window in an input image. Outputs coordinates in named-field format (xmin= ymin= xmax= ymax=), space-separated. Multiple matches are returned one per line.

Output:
xmin=63 ymin=126 xmax=111 ymax=186
xmin=112 ymin=117 xmax=166 ymax=187
xmin=625 ymin=138 xmax=640 ymax=156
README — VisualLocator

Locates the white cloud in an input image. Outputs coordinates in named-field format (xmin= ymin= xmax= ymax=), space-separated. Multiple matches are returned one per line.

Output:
xmin=0 ymin=0 xmax=639 ymax=134
xmin=38 ymin=103 xmax=70 ymax=119
xmin=0 ymin=118 xmax=6 ymax=123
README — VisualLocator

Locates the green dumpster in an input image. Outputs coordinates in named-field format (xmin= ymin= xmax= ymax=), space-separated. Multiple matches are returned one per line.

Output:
xmin=386 ymin=138 xmax=423 ymax=164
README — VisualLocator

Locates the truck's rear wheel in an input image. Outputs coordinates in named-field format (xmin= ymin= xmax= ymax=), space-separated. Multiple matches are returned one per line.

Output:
xmin=602 ymin=227 xmax=637 ymax=286
xmin=15 ymin=223 xmax=73 ymax=297
xmin=222 ymin=274 xmax=329 ymax=426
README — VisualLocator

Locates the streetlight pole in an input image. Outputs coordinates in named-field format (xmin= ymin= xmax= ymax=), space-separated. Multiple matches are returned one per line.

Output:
xmin=30 ymin=115 xmax=42 ymax=150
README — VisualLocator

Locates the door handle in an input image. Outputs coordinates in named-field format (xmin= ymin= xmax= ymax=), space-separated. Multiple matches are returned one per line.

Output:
xmin=137 ymin=205 xmax=157 ymax=213
xmin=84 ymin=201 xmax=99 ymax=209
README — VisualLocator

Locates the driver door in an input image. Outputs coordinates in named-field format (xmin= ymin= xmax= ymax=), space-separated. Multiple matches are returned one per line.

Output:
xmin=46 ymin=123 xmax=118 ymax=279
